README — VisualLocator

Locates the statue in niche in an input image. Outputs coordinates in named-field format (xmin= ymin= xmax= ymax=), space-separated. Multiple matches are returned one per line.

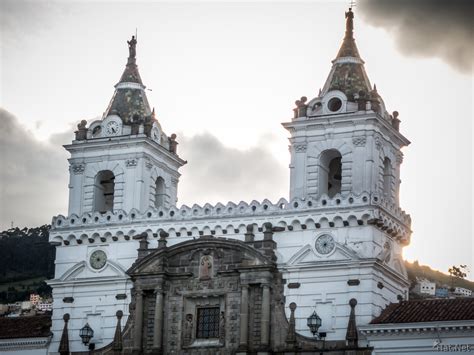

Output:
xmin=183 ymin=314 xmax=193 ymax=346
xmin=199 ymin=255 xmax=213 ymax=280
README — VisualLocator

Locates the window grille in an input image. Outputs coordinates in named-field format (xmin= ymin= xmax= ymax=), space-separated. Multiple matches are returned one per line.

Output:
xmin=196 ymin=307 xmax=220 ymax=338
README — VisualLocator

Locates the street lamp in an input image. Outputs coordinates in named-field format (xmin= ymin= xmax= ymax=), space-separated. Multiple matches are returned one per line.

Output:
xmin=307 ymin=310 xmax=322 ymax=337
xmin=307 ymin=310 xmax=327 ymax=354
xmin=79 ymin=323 xmax=95 ymax=352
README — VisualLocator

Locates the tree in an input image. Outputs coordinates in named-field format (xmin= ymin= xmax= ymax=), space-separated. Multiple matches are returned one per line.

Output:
xmin=449 ymin=265 xmax=468 ymax=279
xmin=448 ymin=264 xmax=468 ymax=290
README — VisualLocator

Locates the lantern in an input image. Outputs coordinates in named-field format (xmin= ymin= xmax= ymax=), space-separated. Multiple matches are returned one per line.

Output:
xmin=307 ymin=310 xmax=322 ymax=336
xmin=79 ymin=323 xmax=94 ymax=345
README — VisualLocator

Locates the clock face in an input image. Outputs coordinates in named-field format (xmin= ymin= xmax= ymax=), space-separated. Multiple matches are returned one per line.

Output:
xmin=105 ymin=121 xmax=120 ymax=136
xmin=315 ymin=234 xmax=335 ymax=255
xmin=90 ymin=250 xmax=107 ymax=270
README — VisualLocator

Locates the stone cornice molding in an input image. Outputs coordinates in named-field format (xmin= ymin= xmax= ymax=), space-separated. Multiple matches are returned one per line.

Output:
xmin=360 ymin=320 xmax=474 ymax=336
xmin=283 ymin=112 xmax=410 ymax=148
xmin=65 ymin=135 xmax=186 ymax=167
xmin=50 ymin=194 xmax=411 ymax=247
xmin=52 ymin=193 xmax=410 ymax=230
xmin=0 ymin=337 xmax=52 ymax=351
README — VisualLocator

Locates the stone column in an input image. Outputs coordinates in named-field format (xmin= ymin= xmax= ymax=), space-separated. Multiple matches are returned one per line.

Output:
xmin=152 ymin=288 xmax=164 ymax=351
xmin=239 ymin=285 xmax=249 ymax=349
xmin=134 ymin=288 xmax=144 ymax=352
xmin=261 ymin=284 xmax=271 ymax=347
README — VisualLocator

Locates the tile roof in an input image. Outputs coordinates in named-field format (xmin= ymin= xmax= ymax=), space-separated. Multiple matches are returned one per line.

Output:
xmin=0 ymin=315 xmax=52 ymax=339
xmin=371 ymin=298 xmax=474 ymax=324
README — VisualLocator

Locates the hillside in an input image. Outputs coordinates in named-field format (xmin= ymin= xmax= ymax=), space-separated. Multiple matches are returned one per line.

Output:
xmin=405 ymin=260 xmax=474 ymax=291
xmin=0 ymin=225 xmax=55 ymax=302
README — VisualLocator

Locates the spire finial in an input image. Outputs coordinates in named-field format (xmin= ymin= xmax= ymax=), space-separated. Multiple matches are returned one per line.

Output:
xmin=345 ymin=7 xmax=355 ymax=39
xmin=127 ymin=35 xmax=137 ymax=60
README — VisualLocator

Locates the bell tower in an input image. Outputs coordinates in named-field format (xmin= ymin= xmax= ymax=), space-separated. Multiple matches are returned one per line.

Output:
xmin=284 ymin=8 xmax=409 ymax=205
xmin=280 ymin=10 xmax=412 ymax=338
xmin=66 ymin=36 xmax=186 ymax=217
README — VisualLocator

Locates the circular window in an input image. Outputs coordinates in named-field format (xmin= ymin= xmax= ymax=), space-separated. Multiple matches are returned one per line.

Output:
xmin=327 ymin=97 xmax=342 ymax=112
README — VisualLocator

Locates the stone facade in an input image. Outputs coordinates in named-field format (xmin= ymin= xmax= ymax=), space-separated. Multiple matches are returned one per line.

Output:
xmin=85 ymin=228 xmax=372 ymax=355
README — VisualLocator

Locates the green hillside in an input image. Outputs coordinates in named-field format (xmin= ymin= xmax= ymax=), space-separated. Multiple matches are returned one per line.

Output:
xmin=0 ymin=225 xmax=54 ymax=302
xmin=405 ymin=260 xmax=474 ymax=291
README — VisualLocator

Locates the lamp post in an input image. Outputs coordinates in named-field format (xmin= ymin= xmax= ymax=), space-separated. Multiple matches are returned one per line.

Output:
xmin=79 ymin=323 xmax=95 ymax=354
xmin=307 ymin=310 xmax=326 ymax=354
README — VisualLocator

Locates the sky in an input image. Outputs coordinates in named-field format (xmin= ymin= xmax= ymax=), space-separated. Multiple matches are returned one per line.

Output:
xmin=0 ymin=0 xmax=472 ymax=278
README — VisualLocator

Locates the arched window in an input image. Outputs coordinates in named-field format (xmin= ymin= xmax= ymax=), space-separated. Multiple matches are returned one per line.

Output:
xmin=93 ymin=170 xmax=115 ymax=213
xmin=383 ymin=157 xmax=392 ymax=198
xmin=154 ymin=177 xmax=165 ymax=208
xmin=319 ymin=149 xmax=342 ymax=198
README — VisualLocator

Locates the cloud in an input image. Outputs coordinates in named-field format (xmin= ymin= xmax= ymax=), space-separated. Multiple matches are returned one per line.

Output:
xmin=0 ymin=0 xmax=61 ymax=40
xmin=0 ymin=108 xmax=70 ymax=230
xmin=358 ymin=0 xmax=473 ymax=73
xmin=0 ymin=110 xmax=288 ymax=229
xmin=170 ymin=132 xmax=288 ymax=207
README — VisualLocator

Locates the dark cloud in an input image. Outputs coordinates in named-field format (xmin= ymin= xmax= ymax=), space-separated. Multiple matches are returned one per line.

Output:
xmin=358 ymin=0 xmax=473 ymax=73
xmin=0 ymin=0 xmax=61 ymax=39
xmin=177 ymin=133 xmax=288 ymax=206
xmin=0 ymin=108 xmax=70 ymax=229
xmin=0 ymin=110 xmax=288 ymax=229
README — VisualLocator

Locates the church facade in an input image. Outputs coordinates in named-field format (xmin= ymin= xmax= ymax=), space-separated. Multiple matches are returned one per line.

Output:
xmin=48 ymin=9 xmax=412 ymax=354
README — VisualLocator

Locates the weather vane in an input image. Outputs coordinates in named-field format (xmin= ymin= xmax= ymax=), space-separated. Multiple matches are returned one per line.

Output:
xmin=349 ymin=0 xmax=356 ymax=9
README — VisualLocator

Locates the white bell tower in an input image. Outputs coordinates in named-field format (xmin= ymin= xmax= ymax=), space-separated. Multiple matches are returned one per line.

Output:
xmin=280 ymin=9 xmax=412 ymax=334
xmin=284 ymin=8 xmax=409 ymax=207
xmin=66 ymin=36 xmax=186 ymax=217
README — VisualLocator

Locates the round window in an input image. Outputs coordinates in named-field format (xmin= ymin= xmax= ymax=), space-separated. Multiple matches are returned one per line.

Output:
xmin=327 ymin=97 xmax=342 ymax=112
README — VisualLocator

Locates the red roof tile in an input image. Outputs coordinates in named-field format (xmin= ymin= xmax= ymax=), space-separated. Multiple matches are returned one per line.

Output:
xmin=0 ymin=315 xmax=51 ymax=339
xmin=371 ymin=298 xmax=474 ymax=324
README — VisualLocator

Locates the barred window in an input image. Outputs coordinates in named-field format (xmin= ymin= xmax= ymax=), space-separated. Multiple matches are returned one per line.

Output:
xmin=196 ymin=307 xmax=220 ymax=338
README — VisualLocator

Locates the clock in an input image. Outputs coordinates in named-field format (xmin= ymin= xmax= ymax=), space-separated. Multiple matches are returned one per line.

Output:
xmin=90 ymin=250 xmax=107 ymax=270
xmin=105 ymin=120 xmax=120 ymax=136
xmin=315 ymin=234 xmax=335 ymax=255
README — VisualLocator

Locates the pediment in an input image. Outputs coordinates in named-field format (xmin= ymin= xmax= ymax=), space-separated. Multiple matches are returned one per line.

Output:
xmin=142 ymin=259 xmax=166 ymax=274
xmin=130 ymin=237 xmax=274 ymax=276
xmin=58 ymin=260 xmax=127 ymax=281
xmin=287 ymin=243 xmax=360 ymax=266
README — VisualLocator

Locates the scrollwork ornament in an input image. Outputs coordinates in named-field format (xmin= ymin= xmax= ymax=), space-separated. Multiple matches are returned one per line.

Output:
xmin=396 ymin=152 xmax=403 ymax=164
xmin=71 ymin=164 xmax=85 ymax=174
xmin=352 ymin=136 xmax=366 ymax=147
xmin=294 ymin=144 xmax=307 ymax=152
xmin=374 ymin=135 xmax=382 ymax=151
xmin=125 ymin=159 xmax=138 ymax=168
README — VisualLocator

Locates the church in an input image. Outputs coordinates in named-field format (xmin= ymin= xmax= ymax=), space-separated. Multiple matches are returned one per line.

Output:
xmin=45 ymin=8 xmax=474 ymax=355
